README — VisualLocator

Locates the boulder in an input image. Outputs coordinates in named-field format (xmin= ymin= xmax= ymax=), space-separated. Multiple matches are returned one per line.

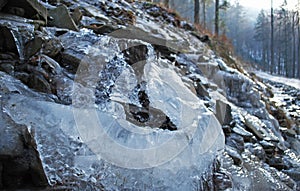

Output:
xmin=25 ymin=30 xmax=63 ymax=58
xmin=0 ymin=15 xmax=35 ymax=60
xmin=225 ymin=146 xmax=243 ymax=166
xmin=0 ymin=26 xmax=18 ymax=54
xmin=226 ymin=133 xmax=244 ymax=153
xmin=0 ymin=112 xmax=48 ymax=189
xmin=215 ymin=99 xmax=232 ymax=126
xmin=48 ymin=4 xmax=78 ymax=31
xmin=71 ymin=7 xmax=82 ymax=25
xmin=213 ymin=169 xmax=233 ymax=190
xmin=2 ymin=0 xmax=47 ymax=21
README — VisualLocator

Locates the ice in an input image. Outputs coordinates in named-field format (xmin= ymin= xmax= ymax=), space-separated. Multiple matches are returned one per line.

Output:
xmin=2 ymin=56 xmax=225 ymax=190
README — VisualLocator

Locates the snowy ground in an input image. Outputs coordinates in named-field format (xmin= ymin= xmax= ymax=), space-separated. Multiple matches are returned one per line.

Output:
xmin=256 ymin=71 xmax=300 ymax=90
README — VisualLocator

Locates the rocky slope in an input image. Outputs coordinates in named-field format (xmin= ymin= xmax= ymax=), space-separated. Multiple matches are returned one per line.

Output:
xmin=0 ymin=0 xmax=299 ymax=190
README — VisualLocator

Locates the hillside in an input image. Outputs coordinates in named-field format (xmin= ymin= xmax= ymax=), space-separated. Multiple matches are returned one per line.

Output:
xmin=0 ymin=0 xmax=299 ymax=190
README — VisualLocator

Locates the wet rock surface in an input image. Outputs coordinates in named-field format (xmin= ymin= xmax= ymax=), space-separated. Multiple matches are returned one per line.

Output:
xmin=0 ymin=111 xmax=48 ymax=188
xmin=0 ymin=0 xmax=299 ymax=190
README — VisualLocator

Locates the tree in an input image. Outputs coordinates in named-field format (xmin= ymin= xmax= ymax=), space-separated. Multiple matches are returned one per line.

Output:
xmin=254 ymin=10 xmax=270 ymax=71
xmin=215 ymin=0 xmax=219 ymax=36
xmin=201 ymin=0 xmax=207 ymax=28
xmin=215 ymin=0 xmax=229 ymax=36
xmin=194 ymin=0 xmax=200 ymax=24
xmin=270 ymin=0 xmax=275 ymax=74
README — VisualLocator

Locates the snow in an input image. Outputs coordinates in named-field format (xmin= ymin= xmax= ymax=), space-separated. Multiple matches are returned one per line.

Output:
xmin=256 ymin=71 xmax=300 ymax=90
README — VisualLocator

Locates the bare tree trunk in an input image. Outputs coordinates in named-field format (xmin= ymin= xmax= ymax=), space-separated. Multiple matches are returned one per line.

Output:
xmin=298 ymin=15 xmax=300 ymax=78
xmin=215 ymin=0 xmax=219 ymax=36
xmin=270 ymin=0 xmax=275 ymax=74
xmin=292 ymin=12 xmax=296 ymax=77
xmin=194 ymin=0 xmax=200 ymax=24
xmin=202 ymin=0 xmax=206 ymax=28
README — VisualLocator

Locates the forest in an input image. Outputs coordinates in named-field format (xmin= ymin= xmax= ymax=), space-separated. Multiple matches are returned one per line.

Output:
xmin=153 ymin=0 xmax=300 ymax=78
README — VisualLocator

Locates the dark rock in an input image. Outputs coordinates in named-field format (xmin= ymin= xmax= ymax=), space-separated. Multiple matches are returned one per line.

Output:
xmin=138 ymin=90 xmax=150 ymax=108
xmin=0 ymin=63 xmax=14 ymax=74
xmin=213 ymin=169 xmax=233 ymax=190
xmin=215 ymin=99 xmax=232 ymax=126
xmin=267 ymin=157 xmax=288 ymax=170
xmin=123 ymin=44 xmax=148 ymax=66
xmin=253 ymin=145 xmax=266 ymax=161
xmin=71 ymin=7 xmax=82 ymax=25
xmin=0 ymin=26 xmax=18 ymax=54
xmin=48 ymin=4 xmax=78 ymax=31
xmin=0 ymin=15 xmax=36 ymax=61
xmin=2 ymin=0 xmax=47 ymax=21
xmin=0 ymin=112 xmax=48 ymax=189
xmin=199 ymin=35 xmax=210 ymax=43
xmin=191 ymin=32 xmax=210 ymax=43
xmin=24 ymin=35 xmax=43 ymax=59
xmin=226 ymin=133 xmax=244 ymax=153
xmin=222 ymin=125 xmax=231 ymax=136
xmin=27 ymin=73 xmax=52 ymax=94
xmin=0 ymin=0 xmax=7 ymax=11
xmin=194 ymin=81 xmax=210 ymax=99
xmin=180 ymin=21 xmax=194 ymax=31
xmin=86 ymin=24 xmax=119 ymax=35
xmin=0 ymin=162 xmax=2 ymax=188
xmin=232 ymin=124 xmax=253 ymax=142
xmin=124 ymin=103 xmax=177 ymax=131
xmin=42 ymin=35 xmax=63 ymax=57
xmin=225 ymin=146 xmax=243 ymax=166
xmin=259 ymin=140 xmax=275 ymax=152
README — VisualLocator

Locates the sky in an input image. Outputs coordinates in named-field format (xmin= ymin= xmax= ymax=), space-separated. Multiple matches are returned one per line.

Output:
xmin=236 ymin=0 xmax=299 ymax=10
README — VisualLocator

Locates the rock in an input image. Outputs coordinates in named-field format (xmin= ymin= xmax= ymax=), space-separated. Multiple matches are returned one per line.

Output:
xmin=288 ymin=137 xmax=300 ymax=155
xmin=109 ymin=25 xmax=168 ymax=48
xmin=225 ymin=146 xmax=243 ymax=166
xmin=0 ymin=15 xmax=36 ymax=61
xmin=27 ymin=73 xmax=52 ymax=94
xmin=0 ymin=63 xmax=14 ymax=74
xmin=267 ymin=156 xmax=288 ymax=170
xmin=259 ymin=140 xmax=275 ymax=155
xmin=0 ymin=162 xmax=2 ymax=188
xmin=244 ymin=115 xmax=265 ymax=140
xmin=222 ymin=125 xmax=231 ymax=136
xmin=213 ymin=169 xmax=233 ymax=190
xmin=2 ymin=0 xmax=47 ymax=21
xmin=252 ymin=143 xmax=266 ymax=161
xmin=81 ymin=4 xmax=110 ymax=22
xmin=24 ymin=35 xmax=43 ymax=59
xmin=48 ymin=5 xmax=78 ymax=31
xmin=87 ymin=24 xmax=119 ymax=35
xmin=232 ymin=124 xmax=253 ymax=142
xmin=215 ymin=99 xmax=232 ymax=126
xmin=0 ymin=112 xmax=48 ymax=189
xmin=36 ymin=28 xmax=64 ymax=57
xmin=0 ymin=26 xmax=18 ymax=55
xmin=59 ymin=30 xmax=99 ymax=73
xmin=123 ymin=44 xmax=148 ymax=66
xmin=226 ymin=133 xmax=244 ymax=153
xmin=194 ymin=81 xmax=210 ymax=99
xmin=0 ymin=0 xmax=7 ymax=11
xmin=283 ymin=168 xmax=300 ymax=182
xmin=71 ymin=7 xmax=82 ymax=25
